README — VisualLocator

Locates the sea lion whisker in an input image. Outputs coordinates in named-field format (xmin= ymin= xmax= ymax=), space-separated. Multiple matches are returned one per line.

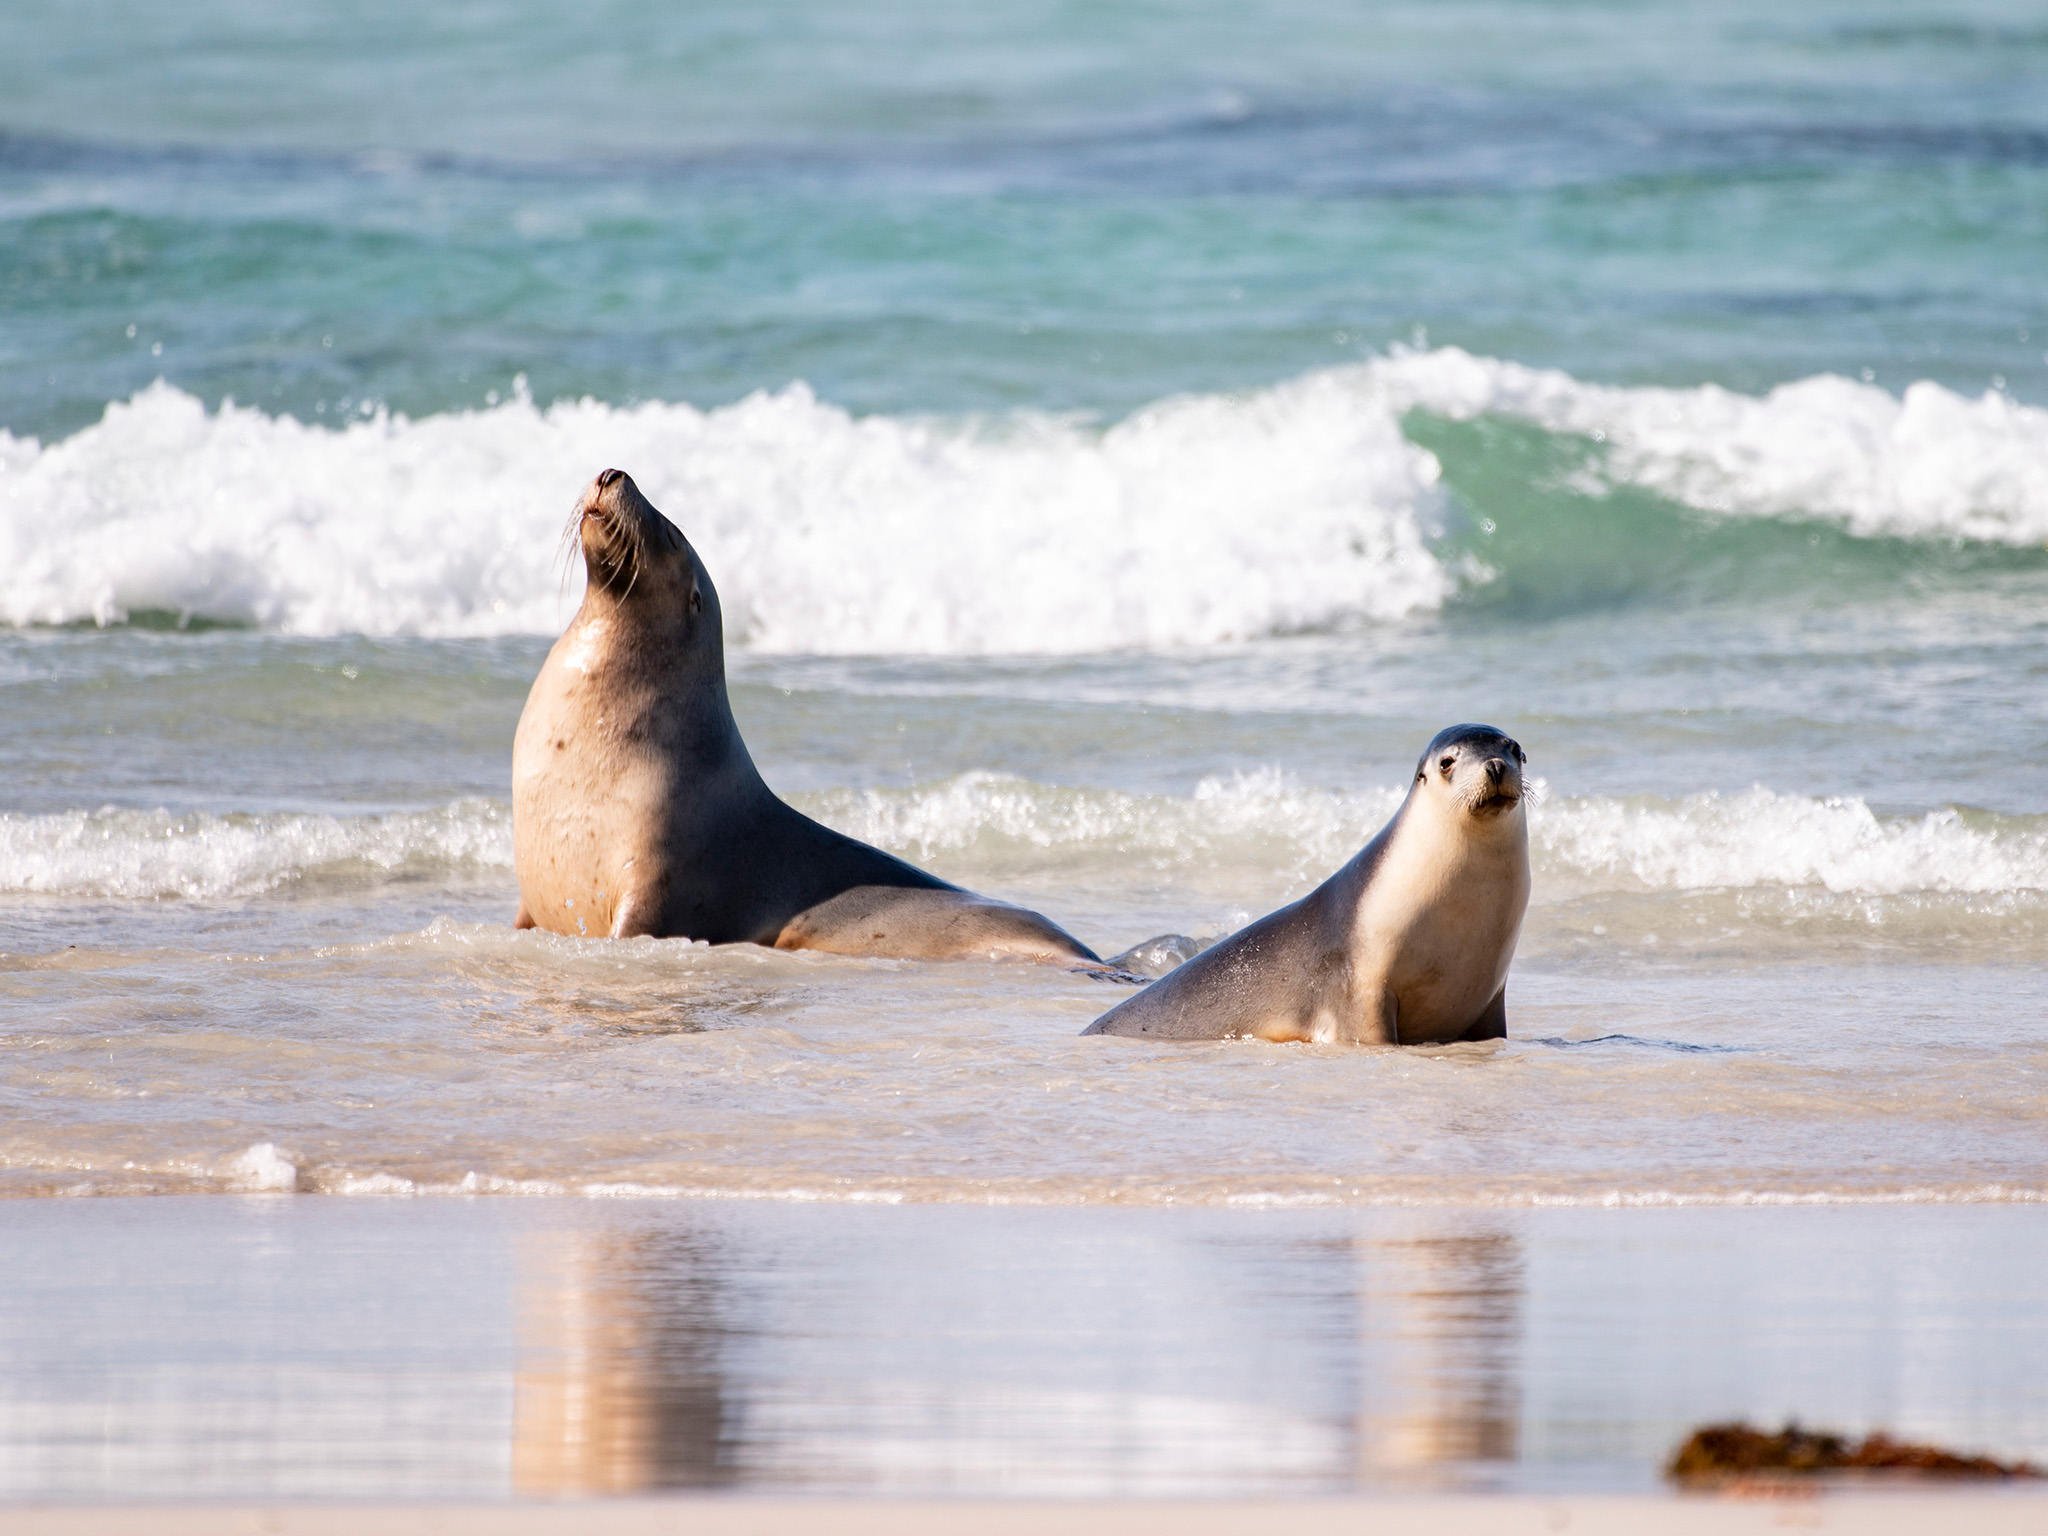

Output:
xmin=554 ymin=508 xmax=586 ymax=606
xmin=615 ymin=510 xmax=647 ymax=599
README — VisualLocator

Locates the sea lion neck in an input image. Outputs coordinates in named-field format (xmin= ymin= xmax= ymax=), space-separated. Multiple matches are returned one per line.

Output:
xmin=552 ymin=578 xmax=753 ymax=782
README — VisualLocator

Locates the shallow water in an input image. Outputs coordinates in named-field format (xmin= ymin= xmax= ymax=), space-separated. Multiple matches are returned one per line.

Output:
xmin=2 ymin=621 xmax=2043 ymax=1203
xmin=4 ymin=1198 xmax=2046 ymax=1499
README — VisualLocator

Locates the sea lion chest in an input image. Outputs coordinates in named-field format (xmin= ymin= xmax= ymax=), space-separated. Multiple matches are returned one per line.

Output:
xmin=511 ymin=623 xmax=709 ymax=936
xmin=1352 ymin=810 xmax=1530 ymax=1042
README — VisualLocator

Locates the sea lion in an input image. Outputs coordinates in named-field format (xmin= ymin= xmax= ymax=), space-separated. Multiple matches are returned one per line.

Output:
xmin=512 ymin=468 xmax=1105 ymax=966
xmin=1083 ymin=724 xmax=1530 ymax=1044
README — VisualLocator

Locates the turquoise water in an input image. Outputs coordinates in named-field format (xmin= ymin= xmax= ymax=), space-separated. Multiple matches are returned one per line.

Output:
xmin=4 ymin=0 xmax=2046 ymax=437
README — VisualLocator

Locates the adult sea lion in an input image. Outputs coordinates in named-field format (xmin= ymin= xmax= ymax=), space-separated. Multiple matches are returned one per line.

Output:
xmin=1083 ymin=724 xmax=1530 ymax=1044
xmin=512 ymin=468 xmax=1105 ymax=966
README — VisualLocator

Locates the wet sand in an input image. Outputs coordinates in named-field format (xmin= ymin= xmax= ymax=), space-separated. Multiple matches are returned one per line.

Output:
xmin=3 ymin=1197 xmax=2044 ymax=1505
xmin=10 ymin=1494 xmax=2048 ymax=1536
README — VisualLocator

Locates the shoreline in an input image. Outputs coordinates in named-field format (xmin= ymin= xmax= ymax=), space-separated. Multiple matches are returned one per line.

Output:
xmin=10 ymin=1495 xmax=2048 ymax=1536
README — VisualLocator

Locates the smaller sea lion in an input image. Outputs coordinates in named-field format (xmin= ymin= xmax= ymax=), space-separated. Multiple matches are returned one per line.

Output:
xmin=1083 ymin=724 xmax=1531 ymax=1044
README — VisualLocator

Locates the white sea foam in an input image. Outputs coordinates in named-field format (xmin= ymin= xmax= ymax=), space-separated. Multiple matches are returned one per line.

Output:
xmin=0 ymin=799 xmax=510 ymax=900
xmin=823 ymin=771 xmax=2048 ymax=898
xmin=0 ymin=373 xmax=1449 ymax=650
xmin=1371 ymin=346 xmax=2048 ymax=544
xmin=222 ymin=1141 xmax=299 ymax=1193
xmin=808 ymin=766 xmax=1399 ymax=880
xmin=5 ymin=353 xmax=2041 ymax=650
xmin=1536 ymin=786 xmax=2048 ymax=896
xmin=6 ymin=776 xmax=2039 ymax=902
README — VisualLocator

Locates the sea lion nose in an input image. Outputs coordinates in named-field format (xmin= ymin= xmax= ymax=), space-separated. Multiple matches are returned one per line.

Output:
xmin=596 ymin=467 xmax=625 ymax=489
xmin=1485 ymin=757 xmax=1505 ymax=784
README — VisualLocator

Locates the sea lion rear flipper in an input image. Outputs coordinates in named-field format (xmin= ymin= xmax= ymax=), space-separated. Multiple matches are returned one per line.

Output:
xmin=1456 ymin=986 xmax=1508 ymax=1042
xmin=775 ymin=885 xmax=1098 ymax=965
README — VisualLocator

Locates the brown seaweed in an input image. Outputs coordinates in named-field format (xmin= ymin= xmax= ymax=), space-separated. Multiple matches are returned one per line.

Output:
xmin=1668 ymin=1421 xmax=2041 ymax=1482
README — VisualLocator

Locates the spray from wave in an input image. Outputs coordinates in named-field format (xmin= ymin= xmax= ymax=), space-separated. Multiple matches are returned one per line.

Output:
xmin=2 ymin=351 xmax=2042 ymax=651
xmin=4 ymin=773 xmax=2041 ymax=903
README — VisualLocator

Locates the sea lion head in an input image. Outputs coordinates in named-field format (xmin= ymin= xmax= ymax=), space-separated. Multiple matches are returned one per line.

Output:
xmin=1413 ymin=723 xmax=1527 ymax=821
xmin=569 ymin=468 xmax=721 ymax=641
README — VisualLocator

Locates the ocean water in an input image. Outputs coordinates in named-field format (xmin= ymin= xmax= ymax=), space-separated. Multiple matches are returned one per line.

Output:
xmin=2 ymin=0 xmax=2047 ymax=1496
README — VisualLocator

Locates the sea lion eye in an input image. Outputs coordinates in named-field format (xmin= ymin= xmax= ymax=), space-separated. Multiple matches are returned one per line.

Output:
xmin=688 ymin=586 xmax=703 ymax=614
xmin=1439 ymin=755 xmax=1456 ymax=775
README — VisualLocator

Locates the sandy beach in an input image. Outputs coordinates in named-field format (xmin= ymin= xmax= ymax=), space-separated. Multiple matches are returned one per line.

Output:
xmin=12 ymin=1494 xmax=2048 ymax=1536
xmin=5 ymin=1198 xmax=2045 ymax=1505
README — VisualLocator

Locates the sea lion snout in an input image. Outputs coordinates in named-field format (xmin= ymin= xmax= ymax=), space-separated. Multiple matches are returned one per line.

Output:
xmin=580 ymin=467 xmax=639 ymax=519
xmin=1475 ymin=752 xmax=1524 ymax=814
xmin=572 ymin=469 xmax=694 ymax=594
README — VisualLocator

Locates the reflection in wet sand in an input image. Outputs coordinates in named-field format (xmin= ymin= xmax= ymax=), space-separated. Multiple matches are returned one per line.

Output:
xmin=4 ymin=1201 xmax=2041 ymax=1502
xmin=513 ymin=1230 xmax=730 ymax=1493
xmin=1355 ymin=1229 xmax=1524 ymax=1482
xmin=510 ymin=1211 xmax=1527 ymax=1495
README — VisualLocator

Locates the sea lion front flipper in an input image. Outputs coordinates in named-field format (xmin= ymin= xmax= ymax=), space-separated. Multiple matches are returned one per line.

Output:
xmin=513 ymin=901 xmax=536 ymax=930
xmin=1456 ymin=986 xmax=1508 ymax=1042
xmin=1368 ymin=988 xmax=1401 ymax=1046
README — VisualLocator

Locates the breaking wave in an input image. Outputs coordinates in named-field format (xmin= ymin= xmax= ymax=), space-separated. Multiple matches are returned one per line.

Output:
xmin=0 ymin=373 xmax=1449 ymax=650
xmin=0 ymin=800 xmax=511 ymax=900
xmin=1374 ymin=347 xmax=2048 ymax=545
xmin=2 ymin=350 xmax=2044 ymax=651
xmin=4 ymin=773 xmax=2042 ymax=902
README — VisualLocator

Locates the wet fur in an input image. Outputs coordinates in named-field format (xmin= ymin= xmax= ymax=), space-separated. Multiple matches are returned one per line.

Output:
xmin=513 ymin=470 xmax=1106 ymax=967
xmin=1083 ymin=725 xmax=1531 ymax=1045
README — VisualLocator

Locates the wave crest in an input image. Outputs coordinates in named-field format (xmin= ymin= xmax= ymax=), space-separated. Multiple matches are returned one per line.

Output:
xmin=1377 ymin=347 xmax=2048 ymax=545
xmin=5 ymin=352 xmax=2043 ymax=649
xmin=1537 ymin=786 xmax=2048 ymax=896
xmin=0 ymin=800 xmax=510 ymax=900
xmin=4 ymin=776 xmax=2041 ymax=904
xmin=0 ymin=374 xmax=1449 ymax=650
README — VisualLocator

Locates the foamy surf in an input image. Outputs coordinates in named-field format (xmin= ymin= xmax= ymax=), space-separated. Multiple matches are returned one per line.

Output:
xmin=0 ymin=799 xmax=511 ymax=900
xmin=1373 ymin=347 xmax=2048 ymax=545
xmin=4 ymin=352 xmax=2045 ymax=651
xmin=18 ymin=1146 xmax=2048 ymax=1205
xmin=4 ymin=773 xmax=2042 ymax=903
xmin=0 ymin=373 xmax=1450 ymax=649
